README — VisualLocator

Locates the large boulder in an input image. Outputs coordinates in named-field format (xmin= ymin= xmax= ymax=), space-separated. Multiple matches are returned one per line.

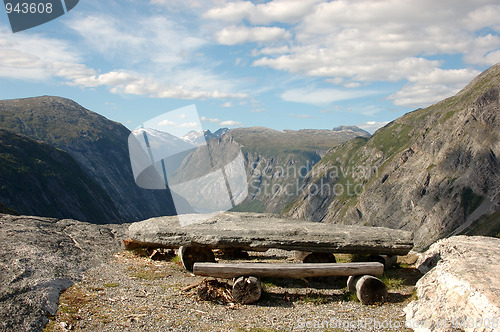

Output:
xmin=0 ymin=214 xmax=128 ymax=332
xmin=404 ymin=236 xmax=500 ymax=331
xmin=128 ymin=212 xmax=413 ymax=255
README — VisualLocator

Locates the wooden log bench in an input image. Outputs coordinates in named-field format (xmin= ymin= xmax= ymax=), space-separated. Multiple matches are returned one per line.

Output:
xmin=193 ymin=262 xmax=387 ymax=305
xmin=126 ymin=212 xmax=413 ymax=271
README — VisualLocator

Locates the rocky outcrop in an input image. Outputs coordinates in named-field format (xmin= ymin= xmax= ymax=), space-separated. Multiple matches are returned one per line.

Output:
xmin=128 ymin=212 xmax=413 ymax=255
xmin=288 ymin=62 xmax=500 ymax=249
xmin=404 ymin=236 xmax=500 ymax=332
xmin=0 ymin=214 xmax=128 ymax=332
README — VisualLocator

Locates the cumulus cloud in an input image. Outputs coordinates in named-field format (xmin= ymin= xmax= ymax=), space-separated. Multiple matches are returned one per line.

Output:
xmin=0 ymin=27 xmax=82 ymax=80
xmin=203 ymin=0 xmax=322 ymax=24
xmin=388 ymin=68 xmax=480 ymax=107
xmin=219 ymin=120 xmax=242 ymax=126
xmin=0 ymin=11 xmax=249 ymax=101
xmin=237 ymin=0 xmax=500 ymax=106
xmin=158 ymin=119 xmax=176 ymax=126
xmin=216 ymin=26 xmax=290 ymax=45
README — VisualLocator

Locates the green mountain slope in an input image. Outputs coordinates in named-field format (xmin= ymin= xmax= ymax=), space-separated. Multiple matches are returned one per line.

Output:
xmin=0 ymin=129 xmax=120 ymax=222
xmin=287 ymin=63 xmax=500 ymax=249
xmin=0 ymin=96 xmax=177 ymax=222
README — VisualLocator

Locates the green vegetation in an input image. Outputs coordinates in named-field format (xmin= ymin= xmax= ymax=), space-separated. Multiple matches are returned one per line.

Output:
xmin=298 ymin=292 xmax=329 ymax=305
xmin=380 ymin=273 xmax=405 ymax=290
xmin=103 ymin=282 xmax=120 ymax=288
xmin=170 ymin=255 xmax=181 ymax=263
xmin=369 ymin=123 xmax=412 ymax=156
xmin=0 ymin=201 xmax=19 ymax=215
xmin=342 ymin=290 xmax=359 ymax=302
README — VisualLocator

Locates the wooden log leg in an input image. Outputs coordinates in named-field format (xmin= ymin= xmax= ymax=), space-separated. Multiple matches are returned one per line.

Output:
xmin=347 ymin=275 xmax=388 ymax=305
xmin=295 ymin=251 xmax=337 ymax=263
xmin=178 ymin=246 xmax=215 ymax=272
xmin=232 ymin=276 xmax=262 ymax=304
xmin=368 ymin=254 xmax=397 ymax=269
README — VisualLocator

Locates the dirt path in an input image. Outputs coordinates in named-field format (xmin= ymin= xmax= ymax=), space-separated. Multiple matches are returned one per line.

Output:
xmin=44 ymin=249 xmax=421 ymax=331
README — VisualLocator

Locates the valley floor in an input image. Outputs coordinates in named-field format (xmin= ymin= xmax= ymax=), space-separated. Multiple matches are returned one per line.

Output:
xmin=44 ymin=249 xmax=421 ymax=332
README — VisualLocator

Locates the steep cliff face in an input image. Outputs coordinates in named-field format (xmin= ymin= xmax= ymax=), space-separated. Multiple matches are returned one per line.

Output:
xmin=288 ymin=63 xmax=500 ymax=249
xmin=0 ymin=96 xmax=176 ymax=222
xmin=173 ymin=126 xmax=370 ymax=213
xmin=0 ymin=129 xmax=120 ymax=223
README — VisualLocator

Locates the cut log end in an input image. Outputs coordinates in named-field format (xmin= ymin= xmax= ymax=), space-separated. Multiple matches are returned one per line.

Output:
xmin=179 ymin=246 xmax=216 ymax=271
xmin=232 ymin=276 xmax=262 ymax=304
xmin=347 ymin=275 xmax=388 ymax=305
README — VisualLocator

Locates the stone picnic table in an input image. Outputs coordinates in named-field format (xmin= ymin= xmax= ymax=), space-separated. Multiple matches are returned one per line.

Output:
xmin=127 ymin=212 xmax=413 ymax=257
xmin=126 ymin=212 xmax=413 ymax=304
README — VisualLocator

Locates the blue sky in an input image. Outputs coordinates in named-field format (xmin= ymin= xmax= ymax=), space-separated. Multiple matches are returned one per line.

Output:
xmin=1 ymin=0 xmax=499 ymax=134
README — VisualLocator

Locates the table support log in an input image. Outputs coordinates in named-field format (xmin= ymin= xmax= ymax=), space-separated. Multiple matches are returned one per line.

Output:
xmin=178 ymin=246 xmax=216 ymax=271
xmin=347 ymin=275 xmax=388 ymax=305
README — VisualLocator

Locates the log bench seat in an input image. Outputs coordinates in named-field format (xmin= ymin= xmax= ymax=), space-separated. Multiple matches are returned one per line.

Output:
xmin=193 ymin=261 xmax=388 ymax=305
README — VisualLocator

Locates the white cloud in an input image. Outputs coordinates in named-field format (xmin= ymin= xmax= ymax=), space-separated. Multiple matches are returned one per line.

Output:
xmin=244 ymin=0 xmax=500 ymax=106
xmin=281 ymin=87 xmax=378 ymax=106
xmin=388 ymin=68 xmax=480 ymax=107
xmin=250 ymin=108 xmax=265 ymax=113
xmin=357 ymin=121 xmax=390 ymax=134
xmin=0 ymin=12 xmax=249 ymax=101
xmin=0 ymin=28 xmax=82 ymax=80
xmin=201 ymin=116 xmax=220 ymax=123
xmin=216 ymin=26 xmax=291 ymax=45
xmin=219 ymin=120 xmax=242 ymax=127
xmin=158 ymin=119 xmax=176 ymax=126
xmin=178 ymin=122 xmax=198 ymax=128
xmin=204 ymin=0 xmax=322 ymax=25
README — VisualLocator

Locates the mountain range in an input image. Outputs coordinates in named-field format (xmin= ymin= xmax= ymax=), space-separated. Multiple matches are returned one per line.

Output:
xmin=0 ymin=97 xmax=177 ymax=223
xmin=0 ymin=97 xmax=368 ymax=221
xmin=0 ymin=63 xmax=498 ymax=247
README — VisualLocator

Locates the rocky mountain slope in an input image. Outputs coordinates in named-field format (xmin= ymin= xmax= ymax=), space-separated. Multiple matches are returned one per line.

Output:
xmin=0 ymin=130 xmax=120 ymax=223
xmin=0 ymin=96 xmax=177 ymax=222
xmin=287 ymin=63 xmax=500 ymax=249
xmin=173 ymin=126 xmax=370 ymax=213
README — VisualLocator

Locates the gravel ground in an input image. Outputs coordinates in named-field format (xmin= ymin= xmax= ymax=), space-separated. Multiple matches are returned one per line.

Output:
xmin=44 ymin=249 xmax=421 ymax=332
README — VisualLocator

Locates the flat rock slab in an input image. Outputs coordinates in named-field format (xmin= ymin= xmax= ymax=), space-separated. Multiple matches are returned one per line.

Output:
xmin=128 ymin=212 xmax=413 ymax=255
xmin=0 ymin=214 xmax=128 ymax=332
xmin=404 ymin=235 xmax=500 ymax=332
